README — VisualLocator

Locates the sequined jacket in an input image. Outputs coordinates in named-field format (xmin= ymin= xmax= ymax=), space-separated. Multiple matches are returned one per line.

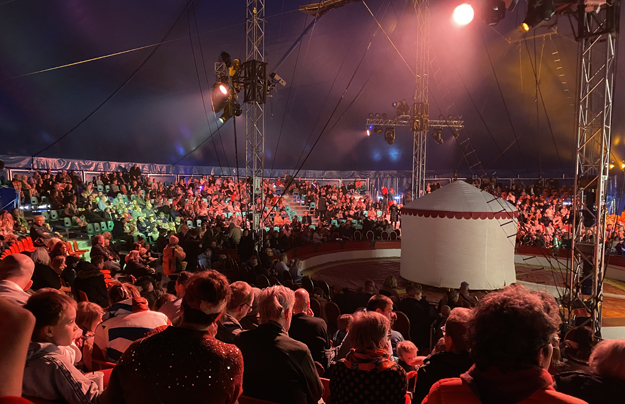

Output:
xmin=99 ymin=326 xmax=243 ymax=404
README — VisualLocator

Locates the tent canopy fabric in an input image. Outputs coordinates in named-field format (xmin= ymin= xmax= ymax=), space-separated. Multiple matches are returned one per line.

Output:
xmin=401 ymin=180 xmax=518 ymax=214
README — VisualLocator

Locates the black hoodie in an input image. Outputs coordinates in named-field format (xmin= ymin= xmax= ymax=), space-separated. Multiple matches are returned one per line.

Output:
xmin=414 ymin=350 xmax=474 ymax=403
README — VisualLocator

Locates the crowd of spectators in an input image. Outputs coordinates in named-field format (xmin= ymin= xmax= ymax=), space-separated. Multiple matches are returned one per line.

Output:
xmin=1 ymin=168 xmax=402 ymax=258
xmin=1 ymin=243 xmax=623 ymax=404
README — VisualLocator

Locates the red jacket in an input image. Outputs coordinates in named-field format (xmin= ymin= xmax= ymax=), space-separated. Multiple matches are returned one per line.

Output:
xmin=422 ymin=371 xmax=588 ymax=404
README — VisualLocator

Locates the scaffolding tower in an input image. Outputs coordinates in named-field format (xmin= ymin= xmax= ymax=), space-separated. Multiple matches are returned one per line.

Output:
xmin=568 ymin=1 xmax=620 ymax=335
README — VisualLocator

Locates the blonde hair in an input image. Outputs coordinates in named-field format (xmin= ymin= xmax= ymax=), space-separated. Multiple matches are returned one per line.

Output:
xmin=76 ymin=302 xmax=104 ymax=332
xmin=258 ymin=285 xmax=295 ymax=324
xmin=349 ymin=311 xmax=390 ymax=351
xmin=397 ymin=340 xmax=418 ymax=356
xmin=383 ymin=275 xmax=397 ymax=289
xmin=589 ymin=339 xmax=625 ymax=380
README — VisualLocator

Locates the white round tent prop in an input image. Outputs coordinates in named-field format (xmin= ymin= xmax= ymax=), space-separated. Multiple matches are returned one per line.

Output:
xmin=400 ymin=181 xmax=518 ymax=290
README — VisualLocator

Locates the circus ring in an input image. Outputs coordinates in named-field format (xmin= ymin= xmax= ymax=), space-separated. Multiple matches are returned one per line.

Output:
xmin=298 ymin=241 xmax=625 ymax=340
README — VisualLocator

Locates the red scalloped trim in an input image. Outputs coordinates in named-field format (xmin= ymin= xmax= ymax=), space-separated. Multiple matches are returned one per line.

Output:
xmin=400 ymin=208 xmax=518 ymax=220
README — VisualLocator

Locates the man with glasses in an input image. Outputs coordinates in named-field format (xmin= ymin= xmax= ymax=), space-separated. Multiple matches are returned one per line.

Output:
xmin=216 ymin=281 xmax=254 ymax=344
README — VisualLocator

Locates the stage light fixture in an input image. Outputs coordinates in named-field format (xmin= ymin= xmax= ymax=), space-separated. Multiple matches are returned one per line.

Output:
xmin=621 ymin=162 xmax=625 ymax=169
xmin=219 ymin=84 xmax=228 ymax=95
xmin=382 ymin=113 xmax=387 ymax=119
xmin=374 ymin=126 xmax=383 ymax=134
xmin=481 ymin=0 xmax=505 ymax=26
xmin=211 ymin=83 xmax=230 ymax=113
xmin=384 ymin=127 xmax=395 ymax=145
xmin=452 ymin=128 xmax=460 ymax=139
xmin=368 ymin=113 xmax=375 ymax=118
xmin=431 ymin=128 xmax=444 ymax=144
xmin=367 ymin=129 xmax=371 ymax=136
xmin=218 ymin=101 xmax=241 ymax=124
xmin=452 ymin=4 xmax=474 ymax=26
xmin=220 ymin=51 xmax=232 ymax=68
xmin=521 ymin=0 xmax=555 ymax=31
xmin=375 ymin=113 xmax=381 ymax=118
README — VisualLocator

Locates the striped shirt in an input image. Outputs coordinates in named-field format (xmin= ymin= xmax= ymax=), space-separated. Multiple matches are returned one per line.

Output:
xmin=94 ymin=298 xmax=169 ymax=362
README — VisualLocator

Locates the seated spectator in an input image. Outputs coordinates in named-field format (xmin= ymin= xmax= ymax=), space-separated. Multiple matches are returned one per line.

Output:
xmin=162 ymin=235 xmax=186 ymax=277
xmin=153 ymin=293 xmax=176 ymax=312
xmin=438 ymin=289 xmax=461 ymax=311
xmin=274 ymin=253 xmax=289 ymax=280
xmin=0 ymin=295 xmax=36 ymax=402
xmin=75 ymin=301 xmax=104 ymax=371
xmin=235 ymin=285 xmax=323 ymax=404
xmin=398 ymin=284 xmax=431 ymax=352
xmin=11 ymin=208 xmax=28 ymax=234
xmin=560 ymin=326 xmax=597 ymax=373
xmin=458 ymin=281 xmax=477 ymax=307
xmin=289 ymin=258 xmax=303 ymax=283
xmin=0 ymin=253 xmax=34 ymax=306
xmin=332 ymin=313 xmax=352 ymax=347
xmin=555 ymin=339 xmax=625 ymax=404
xmin=30 ymin=247 xmax=67 ymax=292
xmin=23 ymin=290 xmax=103 ymax=403
xmin=379 ymin=275 xmax=400 ymax=302
xmin=100 ymin=271 xmax=244 ymax=404
xmin=422 ymin=285 xmax=584 ymax=404
xmin=239 ymin=286 xmax=262 ymax=331
xmin=337 ymin=294 xmax=396 ymax=360
xmin=330 ymin=311 xmax=408 ymax=404
xmin=216 ymin=281 xmax=254 ymax=344
xmin=91 ymin=234 xmax=121 ymax=272
xmin=74 ymin=259 xmax=109 ymax=308
xmin=94 ymin=282 xmax=169 ymax=362
xmin=414 ymin=307 xmax=474 ymax=403
xmin=29 ymin=215 xmax=53 ymax=243
xmin=158 ymin=272 xmax=192 ymax=323
xmin=289 ymin=288 xmax=331 ymax=371
xmin=124 ymin=250 xmax=155 ymax=278
xmin=397 ymin=340 xmax=422 ymax=373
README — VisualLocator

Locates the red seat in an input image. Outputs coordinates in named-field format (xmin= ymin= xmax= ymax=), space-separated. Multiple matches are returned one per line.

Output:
xmin=321 ymin=377 xmax=331 ymax=403
xmin=25 ymin=237 xmax=36 ymax=252
xmin=9 ymin=243 xmax=20 ymax=254
xmin=66 ymin=242 xmax=83 ymax=257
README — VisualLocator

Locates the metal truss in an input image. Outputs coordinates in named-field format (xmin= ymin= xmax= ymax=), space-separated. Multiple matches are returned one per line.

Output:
xmin=245 ymin=0 xmax=265 ymax=230
xmin=366 ymin=117 xmax=464 ymax=129
xmin=568 ymin=1 xmax=619 ymax=336
xmin=412 ymin=0 xmax=429 ymax=199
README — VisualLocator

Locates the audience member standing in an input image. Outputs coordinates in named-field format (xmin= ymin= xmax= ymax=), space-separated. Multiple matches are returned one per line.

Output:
xmin=162 ymin=235 xmax=186 ymax=277
xmin=235 ymin=285 xmax=323 ymax=404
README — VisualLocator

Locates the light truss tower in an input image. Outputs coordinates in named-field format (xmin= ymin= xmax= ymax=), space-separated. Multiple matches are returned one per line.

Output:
xmin=412 ymin=0 xmax=429 ymax=199
xmin=245 ymin=0 xmax=265 ymax=230
xmin=569 ymin=1 xmax=620 ymax=336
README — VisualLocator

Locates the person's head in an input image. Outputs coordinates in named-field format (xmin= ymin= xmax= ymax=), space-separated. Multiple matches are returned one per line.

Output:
xmin=125 ymin=250 xmax=141 ymax=263
xmin=279 ymin=253 xmax=288 ymax=263
xmin=469 ymin=285 xmax=560 ymax=372
xmin=349 ymin=311 xmax=391 ymax=352
xmin=397 ymin=340 xmax=419 ymax=367
xmin=227 ymin=281 xmax=254 ymax=321
xmin=589 ymin=339 xmax=625 ymax=381
xmin=367 ymin=294 xmax=395 ymax=321
xmin=90 ymin=255 xmax=105 ymax=270
xmin=182 ymin=271 xmax=231 ymax=328
xmin=444 ymin=308 xmax=472 ymax=353
xmin=258 ymin=285 xmax=295 ymax=330
xmin=0 ymin=253 xmax=35 ymax=290
xmin=169 ymin=235 xmax=179 ymax=246
xmin=363 ymin=279 xmax=376 ymax=294
xmin=337 ymin=314 xmax=353 ymax=332
xmin=293 ymin=288 xmax=311 ymax=315
xmin=31 ymin=247 xmax=51 ymax=266
xmin=25 ymin=290 xmax=78 ymax=346
xmin=460 ymin=281 xmax=470 ymax=292
xmin=383 ymin=275 xmax=397 ymax=289
xmin=154 ymin=293 xmax=177 ymax=311
xmin=76 ymin=302 xmax=104 ymax=333
xmin=93 ymin=234 xmax=104 ymax=246
xmin=34 ymin=215 xmax=44 ymax=226
xmin=406 ymin=284 xmax=423 ymax=299
xmin=51 ymin=255 xmax=66 ymax=272
xmin=447 ymin=289 xmax=459 ymax=303
xmin=564 ymin=326 xmax=597 ymax=362
xmin=108 ymin=281 xmax=140 ymax=306
xmin=175 ymin=271 xmax=193 ymax=297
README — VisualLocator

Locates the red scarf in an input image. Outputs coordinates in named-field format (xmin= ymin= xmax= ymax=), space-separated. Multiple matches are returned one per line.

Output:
xmin=341 ymin=348 xmax=395 ymax=372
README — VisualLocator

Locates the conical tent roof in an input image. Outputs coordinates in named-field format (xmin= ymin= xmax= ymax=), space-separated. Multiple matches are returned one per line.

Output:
xmin=401 ymin=181 xmax=517 ymax=219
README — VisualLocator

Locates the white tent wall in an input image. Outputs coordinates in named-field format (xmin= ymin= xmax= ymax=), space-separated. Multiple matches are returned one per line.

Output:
xmin=400 ymin=215 xmax=517 ymax=290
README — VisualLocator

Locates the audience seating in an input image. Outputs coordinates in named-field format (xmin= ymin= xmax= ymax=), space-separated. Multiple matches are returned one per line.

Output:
xmin=72 ymin=240 xmax=89 ymax=256
xmin=309 ymin=297 xmax=321 ymax=318
xmin=324 ymin=301 xmax=341 ymax=334
xmin=0 ymin=237 xmax=38 ymax=259
xmin=393 ymin=311 xmax=411 ymax=341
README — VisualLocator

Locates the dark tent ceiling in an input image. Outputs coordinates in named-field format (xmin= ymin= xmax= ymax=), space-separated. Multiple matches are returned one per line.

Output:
xmin=1 ymin=0 xmax=624 ymax=176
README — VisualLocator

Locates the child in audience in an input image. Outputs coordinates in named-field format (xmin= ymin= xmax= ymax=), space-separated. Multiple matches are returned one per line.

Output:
xmin=333 ymin=313 xmax=352 ymax=346
xmin=397 ymin=340 xmax=423 ymax=392
xmin=23 ymin=290 xmax=102 ymax=404
xmin=75 ymin=301 xmax=104 ymax=371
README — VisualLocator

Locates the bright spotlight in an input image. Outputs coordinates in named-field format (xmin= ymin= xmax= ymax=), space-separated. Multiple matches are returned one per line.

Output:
xmin=219 ymin=84 xmax=228 ymax=95
xmin=453 ymin=4 xmax=474 ymax=26
xmin=366 ymin=129 xmax=371 ymax=136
